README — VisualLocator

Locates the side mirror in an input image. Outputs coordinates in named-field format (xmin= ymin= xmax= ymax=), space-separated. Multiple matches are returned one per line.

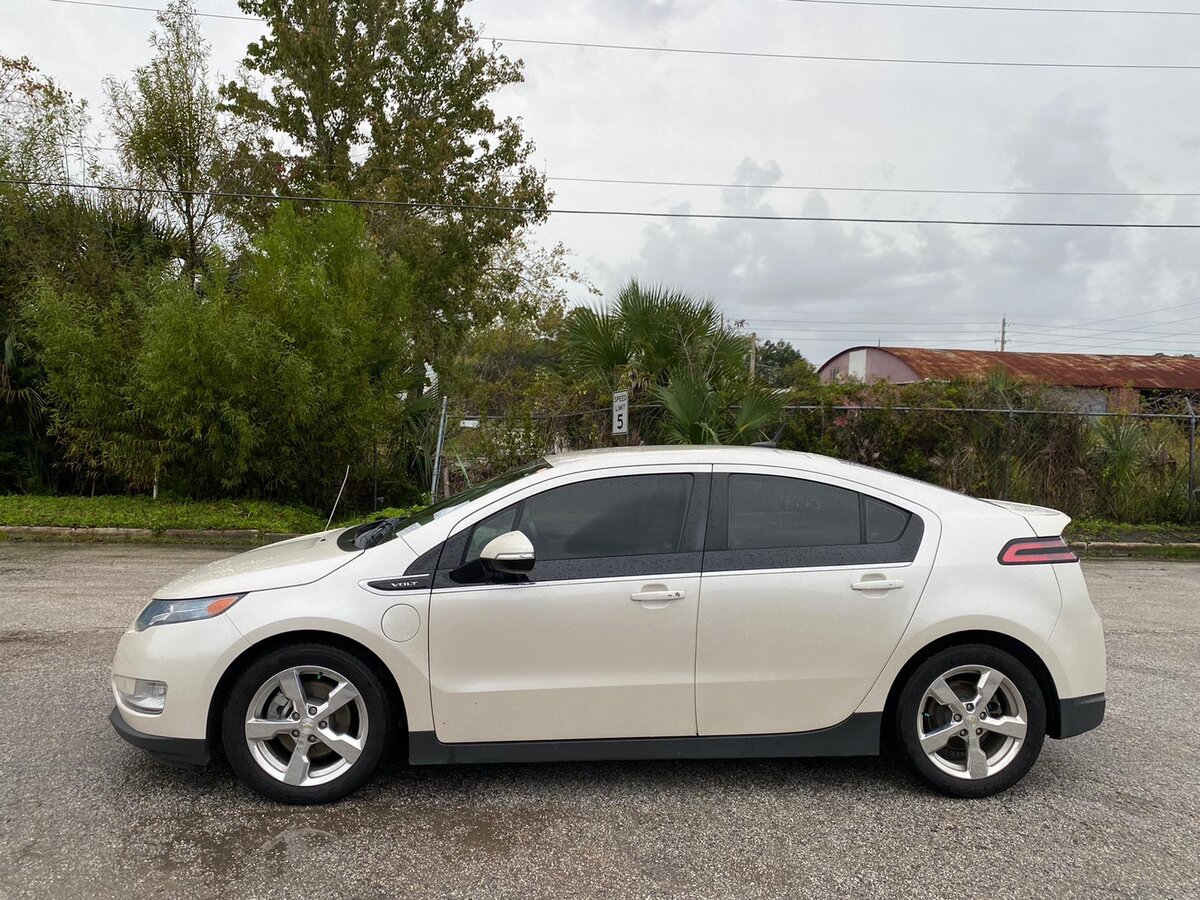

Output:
xmin=479 ymin=530 xmax=535 ymax=575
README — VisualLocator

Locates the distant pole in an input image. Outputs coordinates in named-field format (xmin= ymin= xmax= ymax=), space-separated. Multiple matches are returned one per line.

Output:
xmin=999 ymin=316 xmax=1008 ymax=352
xmin=1188 ymin=398 xmax=1196 ymax=522
xmin=372 ymin=430 xmax=379 ymax=513
xmin=750 ymin=332 xmax=757 ymax=379
xmin=430 ymin=394 xmax=449 ymax=502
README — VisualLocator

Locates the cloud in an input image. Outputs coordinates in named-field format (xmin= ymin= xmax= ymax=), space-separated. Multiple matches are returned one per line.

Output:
xmin=600 ymin=89 xmax=1199 ymax=361
xmin=6 ymin=0 xmax=1199 ymax=360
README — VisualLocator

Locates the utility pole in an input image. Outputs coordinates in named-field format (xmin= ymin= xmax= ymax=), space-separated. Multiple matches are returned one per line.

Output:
xmin=749 ymin=332 xmax=757 ymax=379
xmin=999 ymin=316 xmax=1008 ymax=352
xmin=429 ymin=394 xmax=449 ymax=502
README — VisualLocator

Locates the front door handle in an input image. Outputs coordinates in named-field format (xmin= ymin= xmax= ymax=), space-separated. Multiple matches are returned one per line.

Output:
xmin=851 ymin=578 xmax=904 ymax=592
xmin=631 ymin=590 xmax=686 ymax=602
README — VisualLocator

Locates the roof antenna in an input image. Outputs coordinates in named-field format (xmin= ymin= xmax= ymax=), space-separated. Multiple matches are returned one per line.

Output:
xmin=326 ymin=465 xmax=351 ymax=530
xmin=752 ymin=422 xmax=786 ymax=449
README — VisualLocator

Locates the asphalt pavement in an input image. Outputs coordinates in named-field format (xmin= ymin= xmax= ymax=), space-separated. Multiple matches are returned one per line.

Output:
xmin=0 ymin=542 xmax=1196 ymax=899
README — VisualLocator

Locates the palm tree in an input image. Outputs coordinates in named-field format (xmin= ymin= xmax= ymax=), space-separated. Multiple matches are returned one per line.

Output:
xmin=564 ymin=279 xmax=786 ymax=445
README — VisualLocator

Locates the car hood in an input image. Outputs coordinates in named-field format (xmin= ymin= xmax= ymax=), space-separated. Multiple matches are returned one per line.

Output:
xmin=153 ymin=528 xmax=363 ymax=600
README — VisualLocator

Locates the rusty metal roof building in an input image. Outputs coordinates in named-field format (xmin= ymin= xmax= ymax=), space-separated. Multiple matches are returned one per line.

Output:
xmin=818 ymin=346 xmax=1200 ymax=391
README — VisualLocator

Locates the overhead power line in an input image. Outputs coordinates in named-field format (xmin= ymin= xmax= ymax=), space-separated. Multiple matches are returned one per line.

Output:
xmin=38 ymin=0 xmax=1200 ymax=71
xmin=485 ymin=35 xmax=1200 ymax=72
xmin=744 ymin=316 xmax=1200 ymax=338
xmin=85 ymin=146 xmax=1200 ymax=198
xmin=1011 ymin=330 xmax=1200 ymax=351
xmin=9 ymin=177 xmax=1200 ymax=228
xmin=1008 ymin=314 xmax=1200 ymax=336
xmin=1025 ymin=296 xmax=1200 ymax=330
xmin=46 ymin=0 xmax=261 ymax=19
xmin=775 ymin=0 xmax=1200 ymax=16
xmin=549 ymin=176 xmax=1200 ymax=198
xmin=46 ymin=0 xmax=1200 ymax=22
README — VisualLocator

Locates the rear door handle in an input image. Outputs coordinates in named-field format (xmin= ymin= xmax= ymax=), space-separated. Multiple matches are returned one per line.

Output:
xmin=631 ymin=590 xmax=686 ymax=602
xmin=851 ymin=578 xmax=905 ymax=592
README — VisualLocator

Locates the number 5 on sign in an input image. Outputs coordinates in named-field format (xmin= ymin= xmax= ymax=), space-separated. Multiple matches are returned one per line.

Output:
xmin=612 ymin=390 xmax=629 ymax=436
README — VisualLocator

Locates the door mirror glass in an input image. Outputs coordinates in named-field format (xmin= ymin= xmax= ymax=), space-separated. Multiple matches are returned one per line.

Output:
xmin=479 ymin=530 xmax=536 ymax=574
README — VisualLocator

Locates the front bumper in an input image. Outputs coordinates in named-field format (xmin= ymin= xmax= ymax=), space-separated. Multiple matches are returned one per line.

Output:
xmin=1052 ymin=693 xmax=1106 ymax=739
xmin=110 ymin=707 xmax=210 ymax=769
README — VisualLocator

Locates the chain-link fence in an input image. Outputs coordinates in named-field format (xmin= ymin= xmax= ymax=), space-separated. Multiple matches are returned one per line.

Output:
xmin=428 ymin=399 xmax=1199 ymax=524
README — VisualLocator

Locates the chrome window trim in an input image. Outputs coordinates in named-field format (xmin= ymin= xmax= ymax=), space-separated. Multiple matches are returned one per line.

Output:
xmin=431 ymin=571 xmax=703 ymax=594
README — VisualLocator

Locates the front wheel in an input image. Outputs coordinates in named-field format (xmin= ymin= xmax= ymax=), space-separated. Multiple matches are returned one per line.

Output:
xmin=896 ymin=644 xmax=1046 ymax=798
xmin=221 ymin=643 xmax=394 ymax=804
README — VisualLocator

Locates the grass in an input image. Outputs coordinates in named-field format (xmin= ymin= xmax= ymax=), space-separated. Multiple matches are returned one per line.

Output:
xmin=0 ymin=494 xmax=430 ymax=536
xmin=0 ymin=494 xmax=329 ymax=534
xmin=1066 ymin=517 xmax=1200 ymax=544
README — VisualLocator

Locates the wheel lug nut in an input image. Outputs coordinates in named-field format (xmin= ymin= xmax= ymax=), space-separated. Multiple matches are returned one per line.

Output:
xmin=965 ymin=703 xmax=975 ymax=712
xmin=308 ymin=706 xmax=318 ymax=716
xmin=291 ymin=730 xmax=300 ymax=737
xmin=959 ymin=729 xmax=967 ymax=737
xmin=953 ymin=714 xmax=962 ymax=722
xmin=291 ymin=712 xmax=300 ymax=721
xmin=319 ymin=721 xmax=327 ymax=728
xmin=307 ymin=735 xmax=316 ymax=743
xmin=976 ymin=728 xmax=983 ymax=735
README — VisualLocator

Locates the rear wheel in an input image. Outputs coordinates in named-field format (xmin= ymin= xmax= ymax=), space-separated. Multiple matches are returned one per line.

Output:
xmin=896 ymin=644 xmax=1046 ymax=798
xmin=222 ymin=643 xmax=394 ymax=804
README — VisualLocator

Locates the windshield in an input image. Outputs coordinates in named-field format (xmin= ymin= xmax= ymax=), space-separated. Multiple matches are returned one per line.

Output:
xmin=393 ymin=459 xmax=549 ymax=536
xmin=342 ymin=459 xmax=549 ymax=550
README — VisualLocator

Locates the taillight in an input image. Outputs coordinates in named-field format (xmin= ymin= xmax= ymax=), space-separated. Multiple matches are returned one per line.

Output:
xmin=998 ymin=536 xmax=1078 ymax=565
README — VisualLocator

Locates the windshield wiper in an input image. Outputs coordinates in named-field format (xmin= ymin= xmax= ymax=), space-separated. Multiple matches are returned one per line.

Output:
xmin=352 ymin=517 xmax=401 ymax=550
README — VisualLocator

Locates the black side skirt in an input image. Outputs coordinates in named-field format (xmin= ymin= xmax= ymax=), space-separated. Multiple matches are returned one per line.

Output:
xmin=408 ymin=712 xmax=882 ymax=765
xmin=109 ymin=707 xmax=210 ymax=769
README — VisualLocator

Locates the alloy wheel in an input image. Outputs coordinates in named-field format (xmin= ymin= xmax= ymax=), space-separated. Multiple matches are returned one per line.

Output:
xmin=916 ymin=664 xmax=1029 ymax=781
xmin=244 ymin=666 xmax=369 ymax=787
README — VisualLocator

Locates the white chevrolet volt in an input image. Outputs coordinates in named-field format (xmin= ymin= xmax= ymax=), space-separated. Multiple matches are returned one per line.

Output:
xmin=110 ymin=446 xmax=1106 ymax=804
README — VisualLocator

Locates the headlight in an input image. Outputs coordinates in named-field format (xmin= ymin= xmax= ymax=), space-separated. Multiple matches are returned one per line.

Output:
xmin=134 ymin=593 xmax=244 ymax=631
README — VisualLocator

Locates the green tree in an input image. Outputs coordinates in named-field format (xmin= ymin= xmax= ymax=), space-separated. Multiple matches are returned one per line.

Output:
xmin=755 ymin=338 xmax=803 ymax=387
xmin=3 ymin=59 xmax=178 ymax=490
xmin=221 ymin=0 xmax=550 ymax=372
xmin=104 ymin=0 xmax=229 ymax=278
xmin=21 ymin=204 xmax=423 ymax=504
xmin=1 ymin=55 xmax=96 ymax=184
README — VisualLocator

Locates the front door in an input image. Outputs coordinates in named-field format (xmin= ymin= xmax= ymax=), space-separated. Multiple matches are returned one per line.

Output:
xmin=429 ymin=467 xmax=711 ymax=744
xmin=696 ymin=466 xmax=937 ymax=736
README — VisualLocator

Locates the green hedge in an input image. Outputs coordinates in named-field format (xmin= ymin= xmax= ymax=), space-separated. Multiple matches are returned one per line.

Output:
xmin=0 ymin=494 xmax=328 ymax=534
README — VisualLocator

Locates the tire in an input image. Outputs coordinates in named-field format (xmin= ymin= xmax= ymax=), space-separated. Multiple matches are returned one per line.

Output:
xmin=221 ymin=642 xmax=395 ymax=804
xmin=895 ymin=644 xmax=1046 ymax=798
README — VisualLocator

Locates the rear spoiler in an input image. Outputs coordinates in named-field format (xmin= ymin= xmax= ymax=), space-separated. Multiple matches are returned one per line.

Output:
xmin=982 ymin=499 xmax=1072 ymax=537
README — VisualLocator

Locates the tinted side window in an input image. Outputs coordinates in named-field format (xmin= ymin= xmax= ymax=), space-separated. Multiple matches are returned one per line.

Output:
xmin=865 ymin=496 xmax=911 ymax=544
xmin=728 ymin=475 xmax=860 ymax=550
xmin=520 ymin=474 xmax=693 ymax=561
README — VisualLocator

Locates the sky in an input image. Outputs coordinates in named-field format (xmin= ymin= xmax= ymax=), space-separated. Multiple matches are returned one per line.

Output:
xmin=3 ymin=0 xmax=1200 ymax=367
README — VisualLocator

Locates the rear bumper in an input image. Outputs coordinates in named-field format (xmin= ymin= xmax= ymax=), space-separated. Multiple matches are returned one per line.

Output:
xmin=1052 ymin=693 xmax=1106 ymax=739
xmin=109 ymin=707 xmax=210 ymax=769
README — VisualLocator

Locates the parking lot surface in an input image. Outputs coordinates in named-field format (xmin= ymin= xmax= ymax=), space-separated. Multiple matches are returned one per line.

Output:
xmin=0 ymin=542 xmax=1196 ymax=899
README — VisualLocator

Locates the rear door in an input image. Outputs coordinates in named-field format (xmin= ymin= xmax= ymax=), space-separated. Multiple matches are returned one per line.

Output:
xmin=429 ymin=465 xmax=711 ymax=743
xmin=696 ymin=465 xmax=938 ymax=736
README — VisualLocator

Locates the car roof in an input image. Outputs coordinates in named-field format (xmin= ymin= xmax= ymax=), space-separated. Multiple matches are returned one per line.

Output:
xmin=545 ymin=444 xmax=812 ymax=469
xmin=543 ymin=445 xmax=985 ymax=513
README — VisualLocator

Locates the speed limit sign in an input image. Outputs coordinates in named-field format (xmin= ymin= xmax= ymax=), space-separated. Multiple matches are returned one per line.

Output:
xmin=612 ymin=390 xmax=629 ymax=436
